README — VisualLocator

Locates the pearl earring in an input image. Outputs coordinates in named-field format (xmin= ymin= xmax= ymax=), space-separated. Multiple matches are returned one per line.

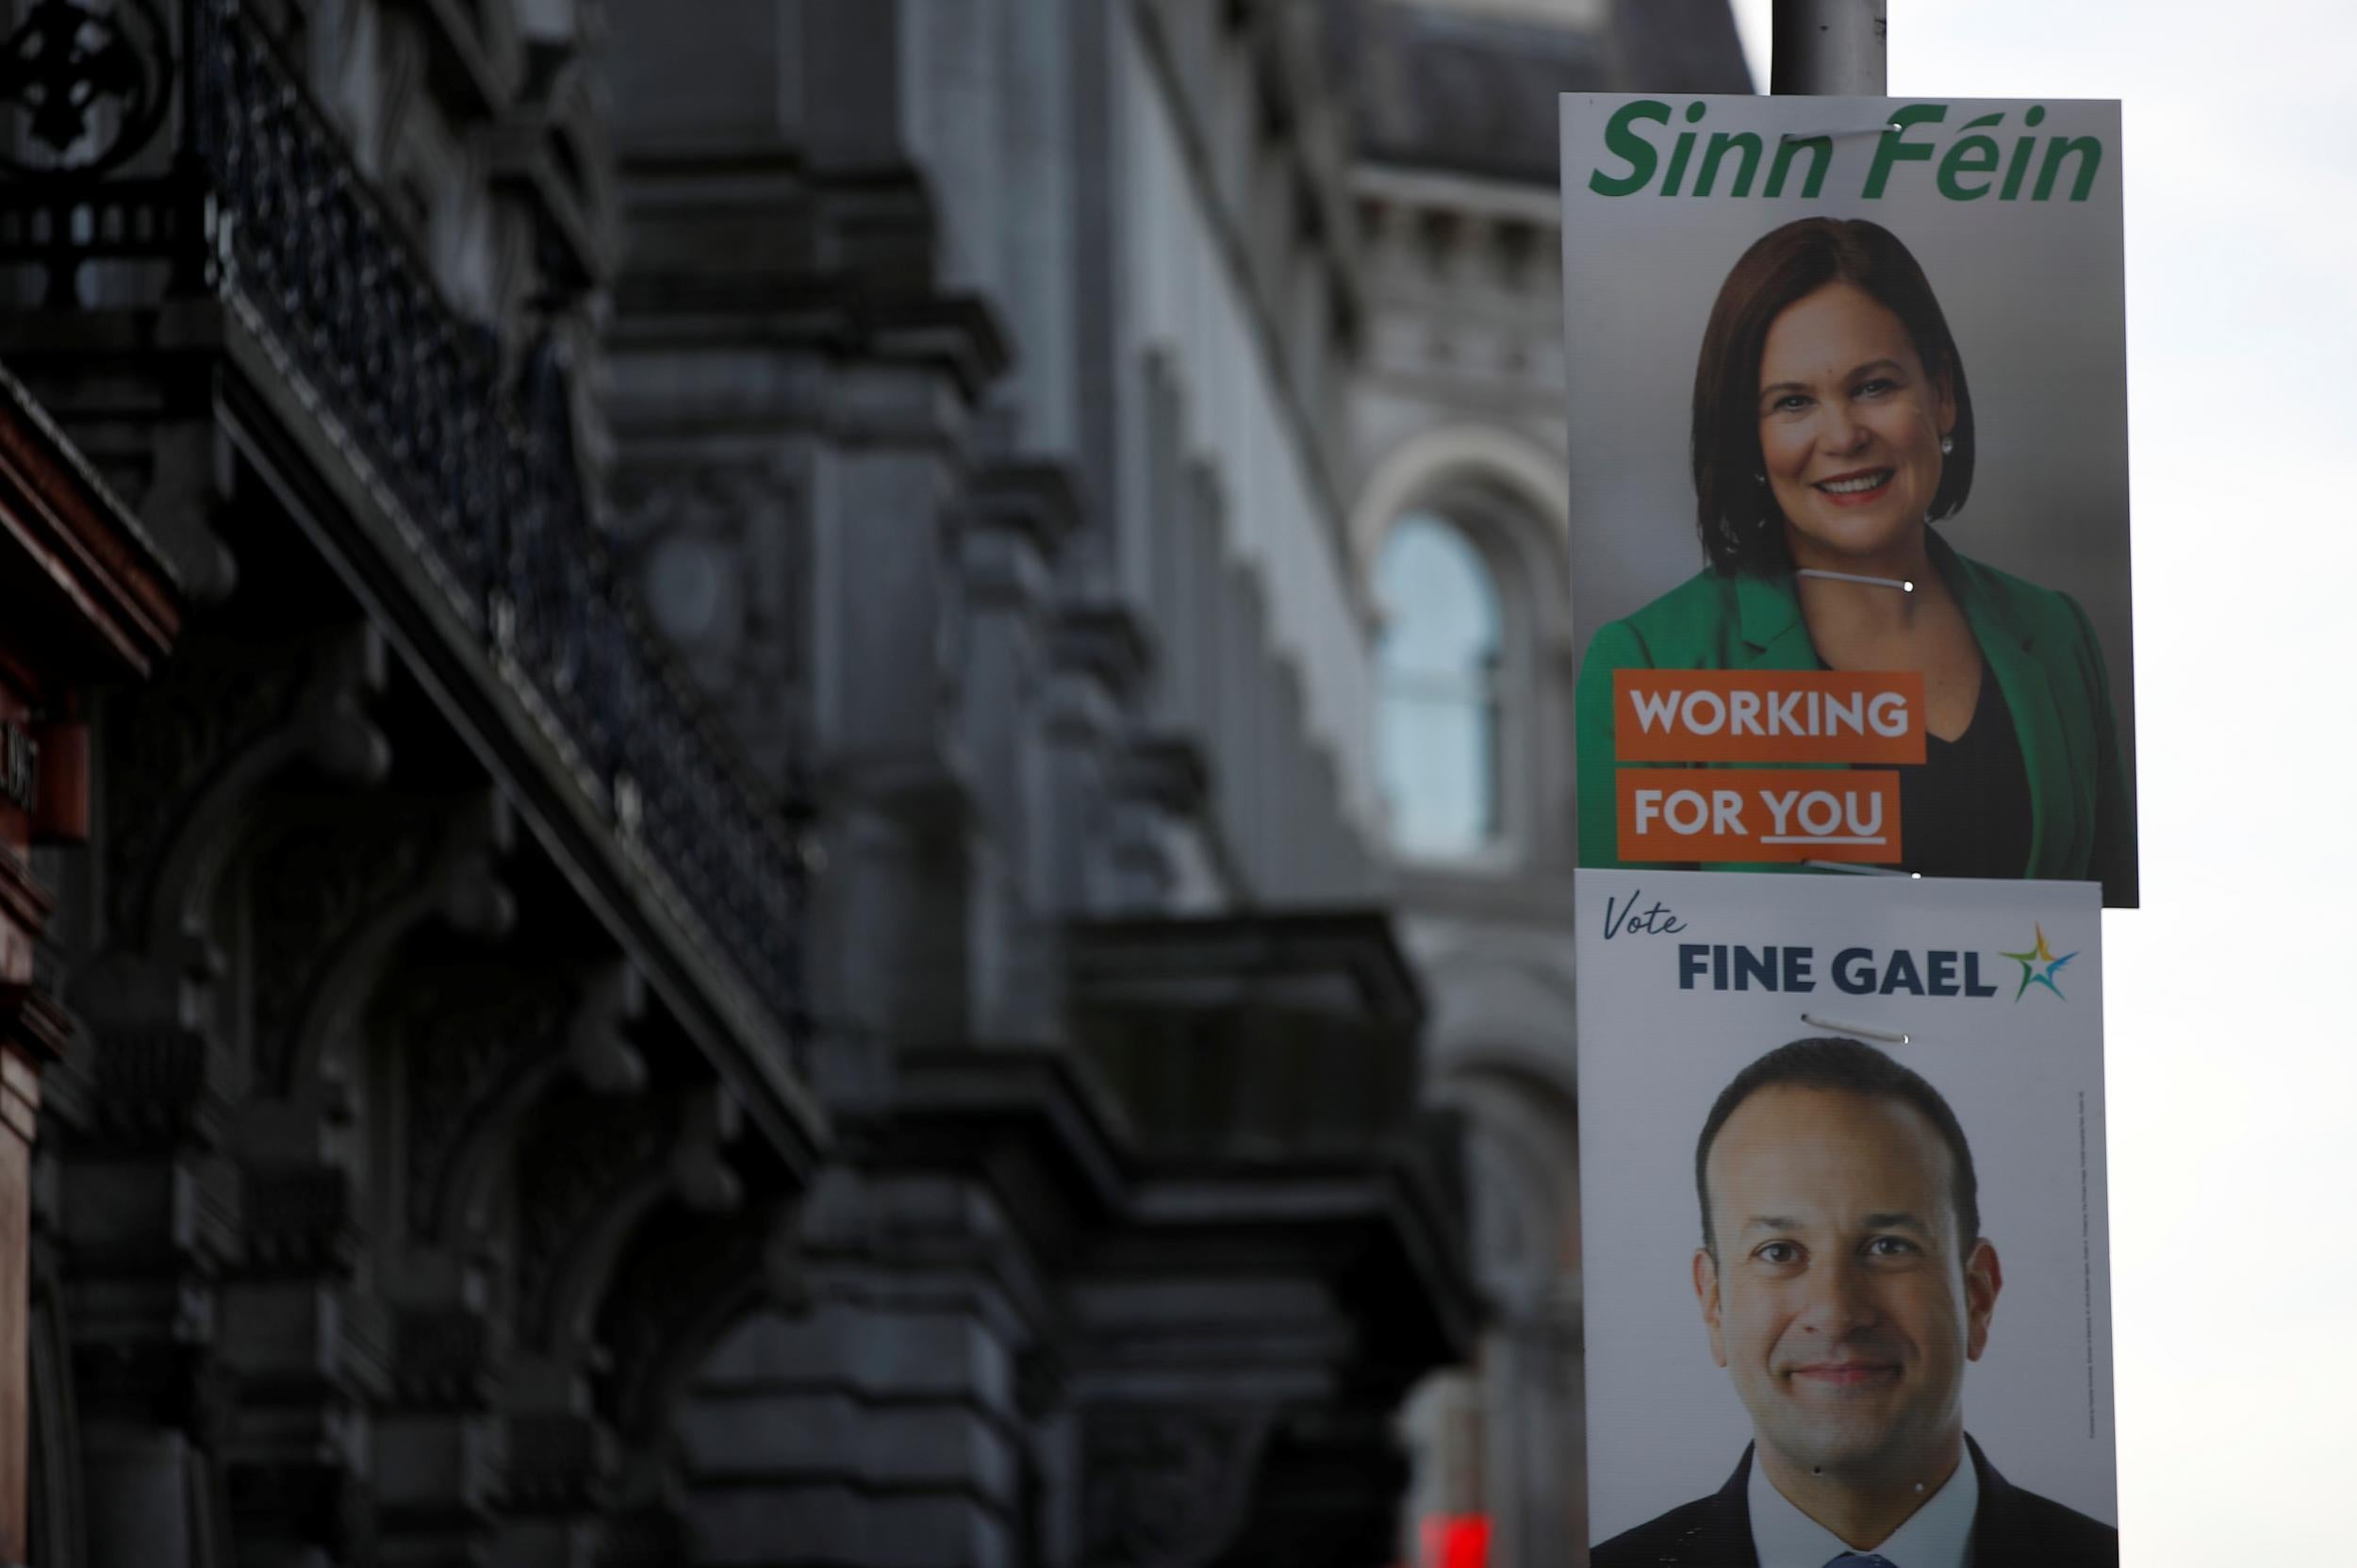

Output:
xmin=1940 ymin=436 xmax=1954 ymax=455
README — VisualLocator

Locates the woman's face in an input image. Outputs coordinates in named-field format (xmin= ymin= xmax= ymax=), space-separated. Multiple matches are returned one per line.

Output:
xmin=1755 ymin=281 xmax=1956 ymax=568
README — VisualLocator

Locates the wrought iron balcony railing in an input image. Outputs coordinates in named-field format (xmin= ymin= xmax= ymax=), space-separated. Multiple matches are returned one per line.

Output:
xmin=0 ymin=0 xmax=805 ymax=1048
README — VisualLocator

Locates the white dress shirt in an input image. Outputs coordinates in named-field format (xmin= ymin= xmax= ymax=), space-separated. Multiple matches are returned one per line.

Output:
xmin=1746 ymin=1446 xmax=1978 ymax=1568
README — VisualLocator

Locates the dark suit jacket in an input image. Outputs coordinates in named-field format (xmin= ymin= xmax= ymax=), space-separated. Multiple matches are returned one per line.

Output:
xmin=1590 ymin=1435 xmax=2118 ymax=1567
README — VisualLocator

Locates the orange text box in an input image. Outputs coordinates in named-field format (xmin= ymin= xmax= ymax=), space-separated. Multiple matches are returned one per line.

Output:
xmin=1618 ymin=768 xmax=1903 ymax=864
xmin=1613 ymin=669 xmax=1925 ymax=764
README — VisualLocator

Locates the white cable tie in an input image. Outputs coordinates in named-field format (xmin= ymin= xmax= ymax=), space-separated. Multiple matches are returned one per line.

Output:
xmin=1795 ymin=567 xmax=1913 ymax=592
xmin=1801 ymin=1013 xmax=1911 ymax=1046
xmin=1779 ymin=123 xmax=1904 ymax=143
xmin=1805 ymin=860 xmax=1909 ymax=876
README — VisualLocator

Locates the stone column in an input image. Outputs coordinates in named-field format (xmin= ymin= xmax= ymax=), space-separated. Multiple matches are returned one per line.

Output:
xmin=0 ymin=698 xmax=54 ymax=1561
xmin=0 ymin=1040 xmax=34 ymax=1564
xmin=0 ymin=372 xmax=180 ymax=1563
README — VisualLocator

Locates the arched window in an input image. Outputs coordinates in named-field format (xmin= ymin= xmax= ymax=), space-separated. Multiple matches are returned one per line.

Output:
xmin=1376 ymin=513 xmax=1504 ymax=858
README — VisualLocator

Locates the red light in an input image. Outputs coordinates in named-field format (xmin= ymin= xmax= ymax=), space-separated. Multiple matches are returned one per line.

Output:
xmin=1418 ymin=1513 xmax=1490 ymax=1568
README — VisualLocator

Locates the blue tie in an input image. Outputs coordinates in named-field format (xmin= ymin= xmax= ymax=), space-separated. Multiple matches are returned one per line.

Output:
xmin=1826 ymin=1557 xmax=1897 ymax=1568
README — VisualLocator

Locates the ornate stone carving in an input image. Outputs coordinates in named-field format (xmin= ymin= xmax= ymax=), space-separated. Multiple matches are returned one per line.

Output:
xmin=5 ymin=0 xmax=811 ymax=1065
xmin=0 ymin=0 xmax=173 ymax=179
xmin=245 ymin=786 xmax=519 ymax=1105
xmin=383 ymin=965 xmax=575 ymax=1235
xmin=668 ymin=1085 xmax=743 ymax=1216
xmin=503 ymin=1411 xmax=610 ymax=1515
xmin=239 ymin=1164 xmax=356 ymax=1275
xmin=564 ymin=964 xmax=648 ymax=1098
xmin=1212 ymin=1404 xmax=1412 ymax=1568
xmin=248 ymin=813 xmax=434 ymax=1088
xmin=513 ymin=1093 xmax=665 ymax=1345
xmin=100 ymin=654 xmax=305 ymax=934
xmin=76 ymin=1022 xmax=224 ymax=1147
xmin=593 ymin=1200 xmax=783 ymax=1441
xmin=595 ymin=1505 xmax=685 ymax=1568
xmin=404 ymin=962 xmax=649 ymax=1256
xmin=1081 ymin=1407 xmax=1274 ymax=1568
xmin=70 ymin=1338 xmax=212 ymax=1429
xmin=389 ymin=1306 xmax=492 ymax=1411
xmin=101 ymin=629 xmax=390 ymax=955
xmin=223 ymin=1455 xmax=366 ymax=1564
xmin=1015 ymin=1344 xmax=1068 ymax=1425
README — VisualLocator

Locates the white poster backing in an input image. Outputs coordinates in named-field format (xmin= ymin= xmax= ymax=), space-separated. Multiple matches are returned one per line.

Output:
xmin=1574 ymin=869 xmax=2115 ymax=1554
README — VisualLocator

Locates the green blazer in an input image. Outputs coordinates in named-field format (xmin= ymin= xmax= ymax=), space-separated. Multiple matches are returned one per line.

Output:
xmin=1574 ymin=536 xmax=2137 ymax=904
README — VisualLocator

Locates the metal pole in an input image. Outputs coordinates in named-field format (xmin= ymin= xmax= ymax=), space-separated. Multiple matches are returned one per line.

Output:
xmin=1770 ymin=0 xmax=1887 ymax=94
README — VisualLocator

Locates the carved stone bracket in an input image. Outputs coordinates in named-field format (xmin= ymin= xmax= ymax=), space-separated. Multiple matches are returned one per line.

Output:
xmin=964 ymin=460 xmax=1082 ymax=619
xmin=420 ymin=960 xmax=648 ymax=1252
xmin=70 ymin=1021 xmax=228 ymax=1149
xmin=1053 ymin=603 xmax=1155 ymax=711
xmin=1116 ymin=734 xmax=1211 ymax=822
xmin=223 ymin=1454 xmax=368 ymax=1566
xmin=388 ymin=1305 xmax=493 ymax=1413
xmin=514 ymin=1083 xmax=749 ymax=1363
xmin=594 ymin=1197 xmax=796 ymax=1444
xmin=375 ymin=1306 xmax=506 ymax=1561
xmin=238 ymin=1164 xmax=356 ymax=1278
xmin=248 ymin=788 xmax=518 ymax=1102
xmin=595 ymin=1505 xmax=686 ymax=1568
xmin=102 ymin=625 xmax=390 ymax=956
xmin=502 ymin=1410 xmax=611 ymax=1517
xmin=512 ymin=1089 xmax=668 ymax=1352
xmin=384 ymin=963 xmax=577 ymax=1238
xmin=1080 ymin=1406 xmax=1275 ymax=1568
xmin=1211 ymin=1402 xmax=1415 ymax=1568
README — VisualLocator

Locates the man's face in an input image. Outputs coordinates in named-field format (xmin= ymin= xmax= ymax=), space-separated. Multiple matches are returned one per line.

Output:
xmin=1693 ymin=1086 xmax=2000 ymax=1485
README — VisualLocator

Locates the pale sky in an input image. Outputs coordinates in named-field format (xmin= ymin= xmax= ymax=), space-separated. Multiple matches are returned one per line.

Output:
xmin=1722 ymin=3 xmax=2357 ymax=1559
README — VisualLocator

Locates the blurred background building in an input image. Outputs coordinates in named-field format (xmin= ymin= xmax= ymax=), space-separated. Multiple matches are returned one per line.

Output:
xmin=0 ymin=0 xmax=1738 ymax=1564
xmin=1334 ymin=5 xmax=1746 ymax=1565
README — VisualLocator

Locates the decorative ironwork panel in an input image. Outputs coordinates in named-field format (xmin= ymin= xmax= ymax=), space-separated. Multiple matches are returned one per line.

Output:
xmin=0 ymin=0 xmax=806 ymax=1046
xmin=0 ymin=0 xmax=173 ymax=178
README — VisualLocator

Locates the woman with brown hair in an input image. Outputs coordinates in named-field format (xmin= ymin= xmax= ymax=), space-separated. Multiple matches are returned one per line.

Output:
xmin=1574 ymin=217 xmax=2134 ymax=901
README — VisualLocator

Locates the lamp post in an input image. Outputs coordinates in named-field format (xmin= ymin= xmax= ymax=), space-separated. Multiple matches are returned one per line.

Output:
xmin=1771 ymin=0 xmax=1887 ymax=94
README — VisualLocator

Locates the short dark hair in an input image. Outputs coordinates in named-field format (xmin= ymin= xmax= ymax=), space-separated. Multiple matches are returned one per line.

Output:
xmin=1689 ymin=218 xmax=1977 ymax=575
xmin=1693 ymin=1036 xmax=1980 ymax=1261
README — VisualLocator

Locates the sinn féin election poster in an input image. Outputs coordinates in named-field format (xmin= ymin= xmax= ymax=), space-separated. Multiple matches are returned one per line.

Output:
xmin=1561 ymin=96 xmax=2137 ymax=905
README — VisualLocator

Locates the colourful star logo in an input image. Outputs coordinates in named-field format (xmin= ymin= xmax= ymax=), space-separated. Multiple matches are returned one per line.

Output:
xmin=2000 ymin=923 xmax=2077 ymax=1001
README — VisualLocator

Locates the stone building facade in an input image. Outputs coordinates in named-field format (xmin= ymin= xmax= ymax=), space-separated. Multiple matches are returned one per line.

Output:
xmin=0 ymin=0 xmax=1483 ymax=1564
xmin=1333 ymin=5 xmax=1746 ymax=1565
xmin=0 ymin=361 xmax=183 ymax=1566
xmin=0 ymin=0 xmax=1748 ymax=1564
